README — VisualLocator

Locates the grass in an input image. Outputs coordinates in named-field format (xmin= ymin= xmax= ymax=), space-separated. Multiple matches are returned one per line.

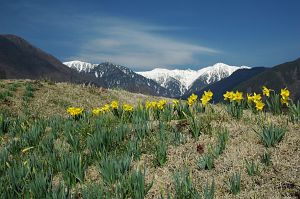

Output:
xmin=0 ymin=79 xmax=299 ymax=198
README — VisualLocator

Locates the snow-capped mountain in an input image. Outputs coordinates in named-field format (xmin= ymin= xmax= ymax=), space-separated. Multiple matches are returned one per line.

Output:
xmin=137 ymin=63 xmax=250 ymax=95
xmin=63 ymin=61 xmax=171 ymax=97
xmin=64 ymin=60 xmax=98 ymax=73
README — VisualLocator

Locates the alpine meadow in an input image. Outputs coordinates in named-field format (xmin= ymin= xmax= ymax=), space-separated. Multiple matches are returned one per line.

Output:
xmin=1 ymin=1 xmax=300 ymax=198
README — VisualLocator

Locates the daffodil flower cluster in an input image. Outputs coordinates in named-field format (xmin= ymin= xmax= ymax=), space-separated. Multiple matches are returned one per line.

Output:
xmin=187 ymin=93 xmax=198 ymax=106
xmin=123 ymin=104 xmax=134 ymax=112
xmin=67 ymin=107 xmax=84 ymax=117
xmin=157 ymin=99 xmax=167 ymax=110
xmin=223 ymin=91 xmax=244 ymax=102
xmin=280 ymin=88 xmax=290 ymax=106
xmin=248 ymin=92 xmax=264 ymax=111
xmin=92 ymin=104 xmax=110 ymax=115
xmin=200 ymin=90 xmax=213 ymax=106
xmin=145 ymin=101 xmax=157 ymax=109
xmin=111 ymin=100 xmax=119 ymax=109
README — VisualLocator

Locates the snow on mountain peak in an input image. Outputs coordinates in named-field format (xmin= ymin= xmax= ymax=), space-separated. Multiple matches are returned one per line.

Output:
xmin=137 ymin=63 xmax=251 ymax=94
xmin=64 ymin=60 xmax=98 ymax=73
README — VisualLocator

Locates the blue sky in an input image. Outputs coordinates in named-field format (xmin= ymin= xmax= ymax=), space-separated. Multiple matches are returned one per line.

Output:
xmin=1 ymin=0 xmax=300 ymax=71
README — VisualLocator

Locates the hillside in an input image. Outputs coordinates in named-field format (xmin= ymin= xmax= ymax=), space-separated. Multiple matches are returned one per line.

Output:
xmin=0 ymin=79 xmax=299 ymax=198
xmin=0 ymin=35 xmax=102 ymax=85
xmin=236 ymin=57 xmax=300 ymax=100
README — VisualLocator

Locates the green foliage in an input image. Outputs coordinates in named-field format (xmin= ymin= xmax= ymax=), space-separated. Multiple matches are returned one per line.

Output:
xmin=227 ymin=101 xmax=243 ymax=119
xmin=213 ymin=128 xmax=229 ymax=157
xmin=288 ymin=100 xmax=300 ymax=123
xmin=266 ymin=92 xmax=281 ymax=115
xmin=99 ymin=153 xmax=131 ymax=185
xmin=197 ymin=153 xmax=214 ymax=170
xmin=173 ymin=169 xmax=201 ymax=199
xmin=203 ymin=180 xmax=215 ymax=199
xmin=82 ymin=183 xmax=104 ymax=199
xmin=188 ymin=115 xmax=202 ymax=138
xmin=226 ymin=172 xmax=241 ymax=195
xmin=245 ymin=159 xmax=260 ymax=176
xmin=260 ymin=150 xmax=271 ymax=166
xmin=0 ymin=113 xmax=10 ymax=135
xmin=153 ymin=123 xmax=168 ymax=167
xmin=0 ymin=90 xmax=13 ymax=101
xmin=58 ymin=152 xmax=86 ymax=186
xmin=258 ymin=124 xmax=286 ymax=147
xmin=121 ymin=168 xmax=153 ymax=199
xmin=172 ymin=126 xmax=186 ymax=146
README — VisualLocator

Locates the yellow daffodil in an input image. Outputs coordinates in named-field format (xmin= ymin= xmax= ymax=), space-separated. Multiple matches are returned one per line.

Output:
xmin=280 ymin=97 xmax=289 ymax=106
xmin=280 ymin=88 xmax=290 ymax=99
xmin=255 ymin=100 xmax=265 ymax=111
xmin=262 ymin=86 xmax=271 ymax=97
xmin=201 ymin=90 xmax=213 ymax=106
xmin=247 ymin=93 xmax=254 ymax=102
xmin=223 ymin=91 xmax=234 ymax=101
xmin=111 ymin=100 xmax=118 ymax=109
xmin=67 ymin=107 xmax=84 ymax=117
xmin=92 ymin=108 xmax=102 ymax=115
xmin=233 ymin=91 xmax=243 ymax=102
xmin=172 ymin=99 xmax=179 ymax=106
xmin=123 ymin=104 xmax=134 ymax=112
xmin=157 ymin=99 xmax=167 ymax=110
xmin=102 ymin=104 xmax=110 ymax=113
xmin=145 ymin=101 xmax=157 ymax=109
xmin=187 ymin=93 xmax=198 ymax=106
xmin=204 ymin=90 xmax=213 ymax=99
xmin=252 ymin=93 xmax=262 ymax=103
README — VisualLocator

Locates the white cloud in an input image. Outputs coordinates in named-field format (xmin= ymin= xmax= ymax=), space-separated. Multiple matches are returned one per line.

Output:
xmin=69 ymin=17 xmax=220 ymax=70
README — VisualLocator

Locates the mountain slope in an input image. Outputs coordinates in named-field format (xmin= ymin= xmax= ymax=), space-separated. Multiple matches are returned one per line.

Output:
xmin=137 ymin=63 xmax=250 ymax=96
xmin=0 ymin=34 xmax=100 ymax=84
xmin=236 ymin=57 xmax=300 ymax=100
xmin=64 ymin=61 xmax=171 ymax=97
xmin=182 ymin=67 xmax=267 ymax=102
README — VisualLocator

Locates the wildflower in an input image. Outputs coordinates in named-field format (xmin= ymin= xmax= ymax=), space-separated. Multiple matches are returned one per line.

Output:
xmin=187 ymin=93 xmax=198 ymax=106
xmin=280 ymin=97 xmax=289 ymax=106
xmin=204 ymin=90 xmax=213 ymax=99
xmin=172 ymin=99 xmax=179 ymax=106
xmin=157 ymin=99 xmax=167 ymax=110
xmin=233 ymin=91 xmax=244 ymax=102
xmin=67 ymin=107 xmax=84 ymax=117
xmin=200 ymin=90 xmax=213 ymax=106
xmin=92 ymin=108 xmax=102 ymax=115
xmin=247 ymin=93 xmax=254 ymax=102
xmin=280 ymin=88 xmax=290 ymax=100
xmin=102 ymin=104 xmax=110 ymax=113
xmin=146 ymin=101 xmax=157 ymax=109
xmin=252 ymin=93 xmax=262 ymax=103
xmin=123 ymin=104 xmax=134 ymax=112
xmin=223 ymin=91 xmax=234 ymax=101
xmin=111 ymin=100 xmax=118 ymax=109
xmin=255 ymin=101 xmax=265 ymax=111
xmin=262 ymin=86 xmax=271 ymax=97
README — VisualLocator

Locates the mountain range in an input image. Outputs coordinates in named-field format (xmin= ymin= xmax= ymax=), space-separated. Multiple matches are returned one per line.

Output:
xmin=1 ymin=34 xmax=300 ymax=101
xmin=65 ymin=61 xmax=249 ymax=97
